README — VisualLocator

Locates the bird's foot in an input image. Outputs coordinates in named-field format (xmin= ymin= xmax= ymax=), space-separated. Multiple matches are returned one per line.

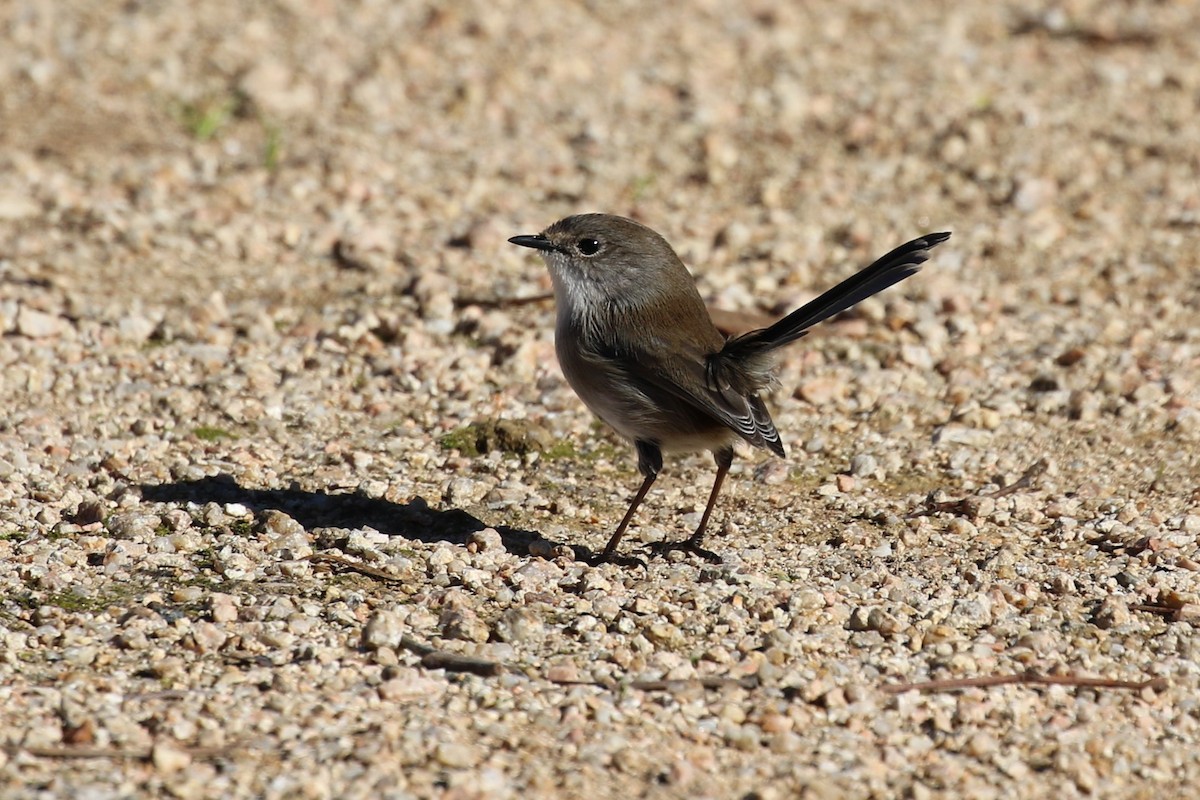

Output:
xmin=644 ymin=537 xmax=722 ymax=564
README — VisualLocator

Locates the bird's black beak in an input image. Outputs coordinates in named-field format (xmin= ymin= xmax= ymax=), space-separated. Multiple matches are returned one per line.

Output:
xmin=508 ymin=234 xmax=558 ymax=252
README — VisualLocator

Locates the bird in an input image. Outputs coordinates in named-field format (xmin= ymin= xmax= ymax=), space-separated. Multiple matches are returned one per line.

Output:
xmin=509 ymin=214 xmax=950 ymax=561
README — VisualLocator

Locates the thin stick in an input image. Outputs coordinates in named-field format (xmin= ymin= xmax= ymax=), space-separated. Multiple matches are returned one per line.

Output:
xmin=882 ymin=671 xmax=1167 ymax=695
xmin=396 ymin=635 xmax=506 ymax=676
xmin=545 ymin=675 xmax=759 ymax=692
xmin=908 ymin=459 xmax=1048 ymax=518
xmin=397 ymin=635 xmax=436 ymax=656
xmin=987 ymin=459 xmax=1049 ymax=500
xmin=420 ymin=651 xmax=506 ymax=677
xmin=1011 ymin=15 xmax=1158 ymax=46
xmin=625 ymin=675 xmax=759 ymax=692
xmin=395 ymin=634 xmax=755 ymax=691
xmin=307 ymin=553 xmax=407 ymax=583
xmin=12 ymin=744 xmax=233 ymax=760
xmin=1131 ymin=603 xmax=1197 ymax=623
xmin=454 ymin=292 xmax=553 ymax=309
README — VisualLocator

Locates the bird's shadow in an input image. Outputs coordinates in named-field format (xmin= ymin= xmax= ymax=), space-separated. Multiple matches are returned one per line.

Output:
xmin=137 ymin=474 xmax=629 ymax=564
xmin=139 ymin=474 xmax=539 ymax=549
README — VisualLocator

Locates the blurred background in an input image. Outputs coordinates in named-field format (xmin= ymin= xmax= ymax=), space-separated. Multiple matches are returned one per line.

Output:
xmin=4 ymin=0 xmax=1196 ymax=306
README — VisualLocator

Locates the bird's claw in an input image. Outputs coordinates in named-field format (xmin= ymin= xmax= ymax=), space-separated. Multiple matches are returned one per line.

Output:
xmin=644 ymin=538 xmax=723 ymax=564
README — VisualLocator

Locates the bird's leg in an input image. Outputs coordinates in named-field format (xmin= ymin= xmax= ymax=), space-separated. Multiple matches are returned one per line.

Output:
xmin=689 ymin=446 xmax=734 ymax=549
xmin=602 ymin=441 xmax=662 ymax=559
xmin=648 ymin=446 xmax=733 ymax=563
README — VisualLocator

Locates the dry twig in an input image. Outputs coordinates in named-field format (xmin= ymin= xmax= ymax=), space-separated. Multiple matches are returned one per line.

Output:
xmin=395 ymin=634 xmax=754 ymax=691
xmin=1011 ymin=16 xmax=1159 ymax=46
xmin=395 ymin=635 xmax=506 ymax=676
xmin=909 ymin=459 xmax=1048 ymax=518
xmin=1131 ymin=603 xmax=1199 ymax=623
xmin=11 ymin=744 xmax=233 ymax=760
xmin=882 ymin=671 xmax=1167 ymax=695
xmin=624 ymin=675 xmax=759 ymax=692
xmin=545 ymin=675 xmax=759 ymax=692
xmin=307 ymin=552 xmax=407 ymax=583
xmin=454 ymin=292 xmax=553 ymax=309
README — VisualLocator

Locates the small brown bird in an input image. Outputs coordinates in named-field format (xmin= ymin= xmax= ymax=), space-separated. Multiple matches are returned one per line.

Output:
xmin=510 ymin=215 xmax=950 ymax=561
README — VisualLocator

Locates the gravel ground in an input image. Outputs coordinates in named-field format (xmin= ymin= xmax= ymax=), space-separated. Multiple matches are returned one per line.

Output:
xmin=3 ymin=0 xmax=1200 ymax=797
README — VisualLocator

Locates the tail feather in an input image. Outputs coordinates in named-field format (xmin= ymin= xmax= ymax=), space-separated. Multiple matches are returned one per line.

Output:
xmin=708 ymin=231 xmax=950 ymax=394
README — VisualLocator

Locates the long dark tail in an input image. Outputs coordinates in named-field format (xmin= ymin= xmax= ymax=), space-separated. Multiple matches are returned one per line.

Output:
xmin=708 ymin=231 xmax=951 ymax=392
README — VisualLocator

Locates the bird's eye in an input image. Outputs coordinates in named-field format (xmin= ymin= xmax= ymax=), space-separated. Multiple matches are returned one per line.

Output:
xmin=577 ymin=238 xmax=601 ymax=256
